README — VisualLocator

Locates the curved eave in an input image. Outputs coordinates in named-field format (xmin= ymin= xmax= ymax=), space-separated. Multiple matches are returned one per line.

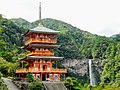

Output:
xmin=30 ymin=26 xmax=60 ymax=33
xmin=23 ymin=26 xmax=60 ymax=36
xmin=30 ymin=30 xmax=59 ymax=34
xmin=20 ymin=56 xmax=63 ymax=62
xmin=28 ymin=56 xmax=63 ymax=59
xmin=23 ymin=44 xmax=60 ymax=50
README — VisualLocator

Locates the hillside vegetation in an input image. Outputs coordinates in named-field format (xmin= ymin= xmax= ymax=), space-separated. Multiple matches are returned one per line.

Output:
xmin=12 ymin=18 xmax=120 ymax=57
xmin=0 ymin=14 xmax=119 ymax=89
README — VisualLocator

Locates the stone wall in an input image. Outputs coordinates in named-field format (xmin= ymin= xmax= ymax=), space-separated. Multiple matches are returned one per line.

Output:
xmin=62 ymin=59 xmax=89 ymax=76
xmin=62 ymin=59 xmax=104 ymax=81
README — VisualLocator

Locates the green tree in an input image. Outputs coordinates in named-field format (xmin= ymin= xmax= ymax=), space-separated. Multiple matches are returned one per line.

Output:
xmin=64 ymin=77 xmax=82 ymax=90
xmin=1 ymin=51 xmax=13 ymax=62
xmin=115 ymin=71 xmax=120 ymax=86
xmin=72 ymin=78 xmax=82 ymax=90
xmin=101 ymin=43 xmax=120 ymax=86
xmin=64 ymin=77 xmax=73 ymax=90
xmin=28 ymin=79 xmax=43 ymax=90
xmin=0 ymin=57 xmax=18 ymax=77
xmin=26 ymin=72 xmax=34 ymax=82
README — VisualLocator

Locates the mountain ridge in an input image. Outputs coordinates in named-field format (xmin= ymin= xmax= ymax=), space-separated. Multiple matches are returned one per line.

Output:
xmin=11 ymin=18 xmax=95 ymax=35
xmin=5 ymin=17 xmax=120 ymax=60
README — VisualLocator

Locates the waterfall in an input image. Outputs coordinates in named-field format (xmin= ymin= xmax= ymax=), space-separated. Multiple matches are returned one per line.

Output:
xmin=89 ymin=59 xmax=96 ymax=86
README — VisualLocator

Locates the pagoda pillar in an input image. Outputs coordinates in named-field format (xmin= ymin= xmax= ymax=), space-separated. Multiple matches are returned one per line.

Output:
xmin=50 ymin=60 xmax=52 ymax=69
xmin=35 ymin=73 xmax=36 ymax=78
xmin=52 ymin=74 xmax=54 ymax=80
xmin=45 ymin=74 xmax=47 ymax=81
xmin=40 ymin=73 xmax=42 ymax=80
xmin=55 ymin=61 xmax=57 ymax=69
xmin=64 ymin=74 xmax=66 ymax=80
xmin=58 ymin=74 xmax=60 ymax=80
xmin=19 ymin=73 xmax=20 ymax=78
xmin=22 ymin=61 xmax=23 ymax=69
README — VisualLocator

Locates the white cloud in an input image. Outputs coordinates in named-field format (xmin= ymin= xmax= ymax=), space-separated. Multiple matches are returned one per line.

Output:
xmin=98 ymin=23 xmax=120 ymax=37
xmin=0 ymin=0 xmax=120 ymax=36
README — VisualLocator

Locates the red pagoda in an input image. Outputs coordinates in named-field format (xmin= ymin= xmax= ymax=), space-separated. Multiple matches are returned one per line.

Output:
xmin=16 ymin=2 xmax=67 ymax=81
xmin=16 ymin=24 xmax=67 ymax=81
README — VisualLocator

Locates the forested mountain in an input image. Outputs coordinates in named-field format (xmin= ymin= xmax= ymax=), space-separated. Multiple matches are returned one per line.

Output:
xmin=11 ymin=18 xmax=120 ymax=59
xmin=11 ymin=18 xmax=31 ymax=29
xmin=0 ymin=15 xmax=120 ymax=89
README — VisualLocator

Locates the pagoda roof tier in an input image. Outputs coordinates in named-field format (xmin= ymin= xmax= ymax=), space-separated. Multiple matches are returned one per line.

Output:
xmin=21 ymin=56 xmax=63 ymax=62
xmin=23 ymin=44 xmax=60 ymax=51
xmin=23 ymin=26 xmax=60 ymax=36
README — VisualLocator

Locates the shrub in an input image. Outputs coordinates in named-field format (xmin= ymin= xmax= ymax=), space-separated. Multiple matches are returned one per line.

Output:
xmin=26 ymin=72 xmax=34 ymax=82
xmin=7 ymin=76 xmax=13 ymax=79
xmin=0 ymin=72 xmax=3 ymax=79
xmin=28 ymin=79 xmax=43 ymax=90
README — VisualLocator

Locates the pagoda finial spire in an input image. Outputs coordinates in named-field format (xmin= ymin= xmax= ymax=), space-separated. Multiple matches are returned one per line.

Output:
xmin=38 ymin=2 xmax=43 ymax=26
xmin=39 ymin=2 xmax=41 ymax=21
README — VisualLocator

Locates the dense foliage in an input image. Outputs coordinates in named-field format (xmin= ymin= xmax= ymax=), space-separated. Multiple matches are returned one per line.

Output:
xmin=100 ymin=43 xmax=120 ymax=86
xmin=64 ymin=77 xmax=82 ymax=90
xmin=28 ymin=79 xmax=43 ymax=90
xmin=26 ymin=72 xmax=34 ymax=82
xmin=0 ymin=14 xmax=120 ymax=89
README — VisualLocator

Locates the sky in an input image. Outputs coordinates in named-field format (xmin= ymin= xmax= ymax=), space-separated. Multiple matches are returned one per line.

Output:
xmin=0 ymin=0 xmax=120 ymax=37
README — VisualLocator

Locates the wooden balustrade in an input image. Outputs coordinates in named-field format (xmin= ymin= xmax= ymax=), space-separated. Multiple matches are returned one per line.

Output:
xmin=16 ymin=68 xmax=67 ymax=73
xmin=27 ymin=51 xmax=54 ymax=56
xmin=25 ymin=38 xmax=57 ymax=45
xmin=16 ymin=68 xmax=27 ymax=73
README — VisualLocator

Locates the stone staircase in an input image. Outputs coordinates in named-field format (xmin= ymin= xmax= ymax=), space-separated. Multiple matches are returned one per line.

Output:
xmin=42 ymin=81 xmax=67 ymax=90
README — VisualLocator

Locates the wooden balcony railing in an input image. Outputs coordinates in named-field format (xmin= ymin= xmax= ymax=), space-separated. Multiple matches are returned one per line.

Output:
xmin=16 ymin=68 xmax=27 ymax=73
xmin=27 ymin=51 xmax=54 ymax=56
xmin=25 ymin=38 xmax=57 ymax=45
xmin=16 ymin=68 xmax=67 ymax=73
